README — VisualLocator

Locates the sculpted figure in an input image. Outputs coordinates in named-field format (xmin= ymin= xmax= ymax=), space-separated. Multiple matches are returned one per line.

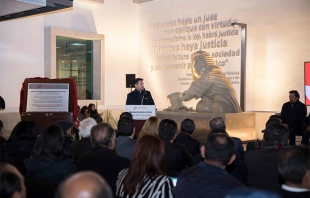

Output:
xmin=181 ymin=51 xmax=242 ymax=113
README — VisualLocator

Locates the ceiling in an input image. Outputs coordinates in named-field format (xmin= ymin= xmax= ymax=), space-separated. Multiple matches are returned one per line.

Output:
xmin=0 ymin=0 xmax=73 ymax=22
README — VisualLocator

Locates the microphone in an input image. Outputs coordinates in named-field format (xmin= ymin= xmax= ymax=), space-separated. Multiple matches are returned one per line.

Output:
xmin=143 ymin=88 xmax=147 ymax=96
xmin=141 ymin=88 xmax=147 ymax=105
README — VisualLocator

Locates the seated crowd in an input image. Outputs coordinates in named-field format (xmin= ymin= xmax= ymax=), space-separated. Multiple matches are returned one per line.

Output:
xmin=0 ymin=111 xmax=310 ymax=198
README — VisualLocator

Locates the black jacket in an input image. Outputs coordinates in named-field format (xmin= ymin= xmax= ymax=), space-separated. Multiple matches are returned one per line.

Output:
xmin=68 ymin=137 xmax=92 ymax=161
xmin=126 ymin=89 xmax=155 ymax=105
xmin=281 ymin=100 xmax=307 ymax=129
xmin=77 ymin=147 xmax=130 ymax=194
xmin=4 ymin=139 xmax=36 ymax=175
xmin=24 ymin=155 xmax=76 ymax=182
xmin=164 ymin=141 xmax=193 ymax=177
xmin=173 ymin=132 xmax=200 ymax=157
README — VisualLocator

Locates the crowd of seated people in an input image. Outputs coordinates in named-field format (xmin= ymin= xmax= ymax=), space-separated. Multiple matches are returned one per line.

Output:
xmin=0 ymin=112 xmax=310 ymax=198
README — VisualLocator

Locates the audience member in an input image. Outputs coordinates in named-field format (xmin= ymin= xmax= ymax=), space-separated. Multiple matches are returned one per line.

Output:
xmin=78 ymin=105 xmax=89 ymax=121
xmin=281 ymin=90 xmax=308 ymax=145
xmin=174 ymin=118 xmax=200 ymax=157
xmin=0 ymin=120 xmax=6 ymax=162
xmin=56 ymin=171 xmax=113 ymax=198
xmin=69 ymin=118 xmax=97 ymax=161
xmin=116 ymin=117 xmax=136 ymax=159
xmin=119 ymin=112 xmax=133 ymax=119
xmin=174 ymin=133 xmax=244 ymax=198
xmin=244 ymin=123 xmax=289 ymax=189
xmin=209 ymin=117 xmax=245 ymax=161
xmin=55 ymin=120 xmax=73 ymax=151
xmin=277 ymin=146 xmax=310 ymax=198
xmin=77 ymin=123 xmax=130 ymax=194
xmin=0 ymin=162 xmax=26 ymax=198
xmin=88 ymin=103 xmax=103 ymax=120
xmin=116 ymin=135 xmax=174 ymax=198
xmin=138 ymin=116 xmax=160 ymax=139
xmin=225 ymin=187 xmax=281 ymax=198
xmin=4 ymin=120 xmax=39 ymax=175
xmin=95 ymin=117 xmax=103 ymax=124
xmin=158 ymin=119 xmax=193 ymax=177
xmin=24 ymin=124 xmax=76 ymax=182
xmin=0 ymin=96 xmax=5 ymax=110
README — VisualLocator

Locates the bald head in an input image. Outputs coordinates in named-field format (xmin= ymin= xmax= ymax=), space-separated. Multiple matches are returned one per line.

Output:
xmin=57 ymin=171 xmax=112 ymax=198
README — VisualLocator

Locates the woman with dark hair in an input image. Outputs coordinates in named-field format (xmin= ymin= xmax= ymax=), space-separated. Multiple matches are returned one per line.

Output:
xmin=24 ymin=124 xmax=76 ymax=182
xmin=78 ymin=105 xmax=89 ymax=121
xmin=88 ymin=103 xmax=103 ymax=120
xmin=4 ymin=120 xmax=39 ymax=175
xmin=116 ymin=135 xmax=174 ymax=198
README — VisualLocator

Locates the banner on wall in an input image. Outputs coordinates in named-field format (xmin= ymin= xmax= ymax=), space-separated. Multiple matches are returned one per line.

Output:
xmin=305 ymin=62 xmax=310 ymax=106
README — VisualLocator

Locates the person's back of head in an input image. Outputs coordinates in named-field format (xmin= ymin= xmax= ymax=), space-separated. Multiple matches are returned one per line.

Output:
xmin=79 ymin=118 xmax=97 ymax=138
xmin=56 ymin=171 xmax=113 ymax=198
xmin=278 ymin=146 xmax=310 ymax=187
xmin=265 ymin=118 xmax=282 ymax=128
xmin=55 ymin=120 xmax=73 ymax=134
xmin=263 ymin=123 xmax=288 ymax=142
xmin=139 ymin=116 xmax=160 ymax=138
xmin=0 ymin=163 xmax=26 ymax=198
xmin=32 ymin=124 xmax=64 ymax=162
xmin=203 ymin=133 xmax=235 ymax=167
xmin=117 ymin=117 xmax=134 ymax=137
xmin=90 ymin=123 xmax=115 ymax=149
xmin=8 ymin=120 xmax=39 ymax=141
xmin=209 ymin=117 xmax=226 ymax=131
xmin=119 ymin=112 xmax=133 ymax=120
xmin=123 ymin=135 xmax=166 ymax=195
xmin=181 ymin=118 xmax=196 ymax=134
xmin=158 ymin=119 xmax=177 ymax=141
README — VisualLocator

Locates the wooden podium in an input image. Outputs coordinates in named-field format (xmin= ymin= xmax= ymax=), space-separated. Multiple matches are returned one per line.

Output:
xmin=20 ymin=78 xmax=78 ymax=132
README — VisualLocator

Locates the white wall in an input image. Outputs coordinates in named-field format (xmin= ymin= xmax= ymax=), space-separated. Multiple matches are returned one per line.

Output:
xmin=139 ymin=0 xmax=310 ymax=112
xmin=1 ymin=0 xmax=309 ymax=113
xmin=0 ymin=0 xmax=140 ymax=111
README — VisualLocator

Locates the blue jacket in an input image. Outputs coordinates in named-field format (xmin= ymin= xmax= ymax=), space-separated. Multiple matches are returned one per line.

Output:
xmin=174 ymin=162 xmax=244 ymax=198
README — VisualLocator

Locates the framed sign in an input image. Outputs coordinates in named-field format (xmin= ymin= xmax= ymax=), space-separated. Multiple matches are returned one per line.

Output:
xmin=26 ymin=83 xmax=69 ymax=112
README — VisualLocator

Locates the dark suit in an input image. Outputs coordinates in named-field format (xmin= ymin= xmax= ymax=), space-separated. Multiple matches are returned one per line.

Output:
xmin=126 ymin=89 xmax=155 ymax=105
xmin=76 ymin=147 xmax=130 ymax=194
xmin=281 ymin=100 xmax=308 ymax=145
xmin=163 ymin=141 xmax=193 ymax=177
xmin=115 ymin=136 xmax=136 ymax=160
xmin=174 ymin=132 xmax=200 ymax=157
xmin=68 ymin=137 xmax=91 ymax=161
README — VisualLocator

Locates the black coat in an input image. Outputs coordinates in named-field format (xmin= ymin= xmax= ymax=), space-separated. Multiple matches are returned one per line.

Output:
xmin=4 ymin=139 xmax=36 ymax=175
xmin=281 ymin=100 xmax=307 ymax=129
xmin=164 ymin=141 xmax=193 ymax=177
xmin=126 ymin=89 xmax=155 ymax=105
xmin=76 ymin=147 xmax=130 ymax=194
xmin=24 ymin=155 xmax=76 ymax=182
xmin=174 ymin=132 xmax=200 ymax=157
xmin=68 ymin=137 xmax=92 ymax=160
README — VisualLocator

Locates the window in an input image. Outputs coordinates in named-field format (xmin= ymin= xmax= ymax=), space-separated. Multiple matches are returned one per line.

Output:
xmin=56 ymin=36 xmax=93 ymax=99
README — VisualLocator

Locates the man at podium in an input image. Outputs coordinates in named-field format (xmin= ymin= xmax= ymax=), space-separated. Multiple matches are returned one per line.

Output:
xmin=126 ymin=78 xmax=155 ymax=105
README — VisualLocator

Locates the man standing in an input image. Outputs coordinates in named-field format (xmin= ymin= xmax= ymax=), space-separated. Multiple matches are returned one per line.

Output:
xmin=126 ymin=78 xmax=154 ymax=105
xmin=281 ymin=90 xmax=308 ymax=145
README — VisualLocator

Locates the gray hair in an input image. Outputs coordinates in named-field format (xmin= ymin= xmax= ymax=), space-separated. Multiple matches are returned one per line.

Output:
xmin=209 ymin=117 xmax=226 ymax=131
xmin=79 ymin=118 xmax=97 ymax=138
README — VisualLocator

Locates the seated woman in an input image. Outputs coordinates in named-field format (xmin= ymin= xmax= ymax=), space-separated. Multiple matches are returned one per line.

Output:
xmin=116 ymin=135 xmax=174 ymax=198
xmin=88 ymin=103 xmax=103 ymax=120
xmin=24 ymin=124 xmax=76 ymax=182
xmin=4 ymin=120 xmax=39 ymax=175
xmin=138 ymin=116 xmax=160 ymax=139
xmin=78 ymin=105 xmax=89 ymax=121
